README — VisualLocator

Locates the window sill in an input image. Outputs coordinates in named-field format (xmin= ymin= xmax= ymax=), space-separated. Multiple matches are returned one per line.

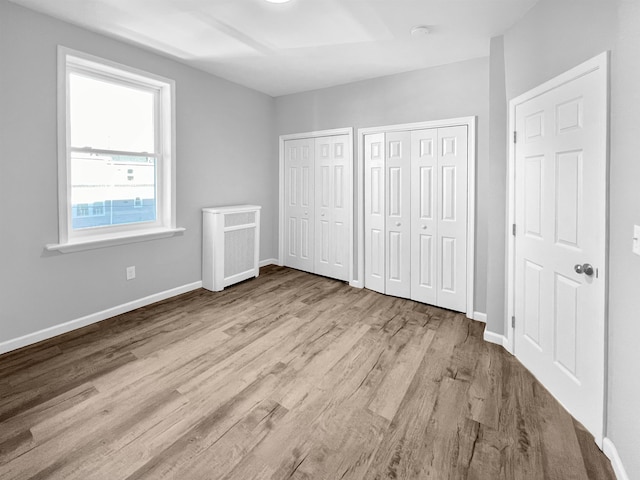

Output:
xmin=45 ymin=227 xmax=186 ymax=253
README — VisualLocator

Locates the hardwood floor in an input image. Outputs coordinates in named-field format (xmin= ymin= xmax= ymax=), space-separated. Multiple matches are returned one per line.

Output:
xmin=0 ymin=266 xmax=615 ymax=479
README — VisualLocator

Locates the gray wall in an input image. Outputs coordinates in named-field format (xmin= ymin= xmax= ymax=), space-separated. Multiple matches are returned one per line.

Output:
xmin=503 ymin=0 xmax=618 ymax=101
xmin=0 ymin=1 xmax=277 ymax=344
xmin=275 ymin=58 xmax=490 ymax=313
xmin=486 ymin=36 xmax=508 ymax=335
xmin=608 ymin=0 xmax=640 ymax=476
xmin=493 ymin=0 xmax=638 ymax=476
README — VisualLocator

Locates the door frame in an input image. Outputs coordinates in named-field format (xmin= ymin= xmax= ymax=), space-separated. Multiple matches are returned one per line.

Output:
xmin=505 ymin=52 xmax=609 ymax=444
xmin=278 ymin=127 xmax=355 ymax=283
xmin=357 ymin=117 xmax=477 ymax=319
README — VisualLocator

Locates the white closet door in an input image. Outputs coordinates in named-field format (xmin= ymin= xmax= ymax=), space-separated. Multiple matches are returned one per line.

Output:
xmin=364 ymin=133 xmax=385 ymax=293
xmin=436 ymin=126 xmax=468 ymax=312
xmin=283 ymin=138 xmax=315 ymax=273
xmin=385 ymin=131 xmax=411 ymax=298
xmin=314 ymin=135 xmax=350 ymax=281
xmin=410 ymin=129 xmax=438 ymax=304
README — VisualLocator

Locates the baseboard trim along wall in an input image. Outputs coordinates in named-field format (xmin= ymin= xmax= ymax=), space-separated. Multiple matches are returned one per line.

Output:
xmin=603 ymin=437 xmax=630 ymax=480
xmin=259 ymin=258 xmax=278 ymax=267
xmin=1 ymin=258 xmax=282 ymax=356
xmin=0 ymin=281 xmax=203 ymax=356
xmin=483 ymin=329 xmax=509 ymax=349
xmin=473 ymin=312 xmax=487 ymax=323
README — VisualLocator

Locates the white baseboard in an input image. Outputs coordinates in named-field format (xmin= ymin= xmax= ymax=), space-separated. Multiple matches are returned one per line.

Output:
xmin=0 ymin=281 xmax=203 ymax=356
xmin=483 ymin=329 xmax=508 ymax=348
xmin=259 ymin=258 xmax=278 ymax=267
xmin=603 ymin=437 xmax=630 ymax=480
xmin=473 ymin=312 xmax=487 ymax=323
xmin=349 ymin=280 xmax=364 ymax=289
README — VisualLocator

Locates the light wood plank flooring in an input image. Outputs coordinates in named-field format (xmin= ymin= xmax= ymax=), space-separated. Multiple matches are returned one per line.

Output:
xmin=0 ymin=266 xmax=614 ymax=479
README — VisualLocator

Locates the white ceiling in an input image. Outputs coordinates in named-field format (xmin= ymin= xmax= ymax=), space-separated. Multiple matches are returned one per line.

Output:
xmin=9 ymin=0 xmax=539 ymax=96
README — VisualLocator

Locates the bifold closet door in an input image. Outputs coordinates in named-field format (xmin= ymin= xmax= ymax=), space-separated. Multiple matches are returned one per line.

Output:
xmin=365 ymin=125 xmax=468 ymax=312
xmin=385 ymin=132 xmax=411 ymax=298
xmin=410 ymin=129 xmax=438 ymax=305
xmin=314 ymin=135 xmax=350 ymax=281
xmin=364 ymin=133 xmax=386 ymax=294
xmin=364 ymin=131 xmax=411 ymax=297
xmin=435 ymin=125 xmax=467 ymax=312
xmin=283 ymin=138 xmax=315 ymax=274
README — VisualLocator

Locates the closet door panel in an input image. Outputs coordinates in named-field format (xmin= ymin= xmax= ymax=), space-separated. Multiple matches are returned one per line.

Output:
xmin=330 ymin=135 xmax=351 ymax=280
xmin=410 ymin=129 xmax=438 ymax=304
xmin=364 ymin=133 xmax=386 ymax=293
xmin=284 ymin=138 xmax=315 ymax=273
xmin=436 ymin=126 xmax=468 ymax=312
xmin=385 ymin=131 xmax=411 ymax=298
xmin=314 ymin=135 xmax=350 ymax=281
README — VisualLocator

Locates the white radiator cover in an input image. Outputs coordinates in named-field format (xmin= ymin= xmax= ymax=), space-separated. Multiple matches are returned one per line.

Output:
xmin=202 ymin=205 xmax=261 ymax=292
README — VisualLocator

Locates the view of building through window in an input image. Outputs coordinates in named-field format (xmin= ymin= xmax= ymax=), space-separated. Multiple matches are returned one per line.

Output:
xmin=70 ymin=152 xmax=156 ymax=229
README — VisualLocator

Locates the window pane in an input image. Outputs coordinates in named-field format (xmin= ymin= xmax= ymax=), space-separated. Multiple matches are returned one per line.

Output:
xmin=70 ymin=152 xmax=157 ymax=230
xmin=70 ymin=73 xmax=155 ymax=153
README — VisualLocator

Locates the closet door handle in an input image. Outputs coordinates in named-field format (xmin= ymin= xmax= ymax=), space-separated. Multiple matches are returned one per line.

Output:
xmin=422 ymin=225 xmax=427 ymax=230
xmin=395 ymin=222 xmax=401 ymax=227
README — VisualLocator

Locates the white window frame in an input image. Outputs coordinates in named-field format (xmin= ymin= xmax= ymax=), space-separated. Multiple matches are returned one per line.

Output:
xmin=47 ymin=46 xmax=183 ymax=253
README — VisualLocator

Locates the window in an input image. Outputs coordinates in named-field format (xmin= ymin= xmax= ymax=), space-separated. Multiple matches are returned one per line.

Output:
xmin=50 ymin=47 xmax=182 ymax=252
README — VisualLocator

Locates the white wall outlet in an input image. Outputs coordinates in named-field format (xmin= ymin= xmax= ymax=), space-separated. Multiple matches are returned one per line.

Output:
xmin=633 ymin=225 xmax=640 ymax=256
xmin=126 ymin=266 xmax=136 ymax=280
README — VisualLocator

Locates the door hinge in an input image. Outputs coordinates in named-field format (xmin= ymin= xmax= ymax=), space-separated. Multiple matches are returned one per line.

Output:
xmin=513 ymin=131 xmax=517 ymax=143
xmin=512 ymin=224 xmax=516 ymax=236
xmin=511 ymin=316 xmax=516 ymax=328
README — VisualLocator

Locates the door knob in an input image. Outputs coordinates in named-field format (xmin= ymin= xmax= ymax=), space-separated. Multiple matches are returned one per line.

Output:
xmin=422 ymin=225 xmax=427 ymax=230
xmin=396 ymin=222 xmax=401 ymax=227
xmin=575 ymin=263 xmax=594 ymax=276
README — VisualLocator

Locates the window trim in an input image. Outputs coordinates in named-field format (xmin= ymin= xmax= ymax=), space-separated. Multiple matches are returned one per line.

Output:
xmin=48 ymin=46 xmax=181 ymax=252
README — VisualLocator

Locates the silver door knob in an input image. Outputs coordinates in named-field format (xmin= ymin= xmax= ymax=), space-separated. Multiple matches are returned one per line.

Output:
xmin=396 ymin=222 xmax=401 ymax=227
xmin=575 ymin=263 xmax=594 ymax=276
xmin=422 ymin=225 xmax=427 ymax=230
xmin=321 ymin=213 xmax=326 ymax=217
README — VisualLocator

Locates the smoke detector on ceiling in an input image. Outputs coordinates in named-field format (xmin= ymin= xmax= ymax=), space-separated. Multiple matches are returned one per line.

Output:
xmin=410 ymin=26 xmax=430 ymax=38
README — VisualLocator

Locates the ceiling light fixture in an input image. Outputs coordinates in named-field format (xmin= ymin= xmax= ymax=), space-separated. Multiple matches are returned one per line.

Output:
xmin=410 ymin=25 xmax=430 ymax=38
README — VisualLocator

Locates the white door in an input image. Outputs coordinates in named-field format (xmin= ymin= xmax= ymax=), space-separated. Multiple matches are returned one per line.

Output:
xmin=283 ymin=138 xmax=315 ymax=273
xmin=410 ymin=128 xmax=438 ymax=305
xmin=513 ymin=56 xmax=607 ymax=442
xmin=410 ymin=127 xmax=468 ymax=311
xmin=314 ymin=135 xmax=350 ymax=281
xmin=436 ymin=126 xmax=468 ymax=312
xmin=385 ymin=132 xmax=411 ymax=298
xmin=364 ymin=133 xmax=386 ymax=294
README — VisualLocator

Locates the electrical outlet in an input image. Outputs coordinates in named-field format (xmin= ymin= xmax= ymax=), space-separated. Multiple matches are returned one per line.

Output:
xmin=633 ymin=225 xmax=640 ymax=256
xmin=126 ymin=266 xmax=136 ymax=280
